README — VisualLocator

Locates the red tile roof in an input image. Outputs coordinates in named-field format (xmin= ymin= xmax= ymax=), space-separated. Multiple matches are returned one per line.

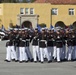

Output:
xmin=34 ymin=0 xmax=76 ymax=4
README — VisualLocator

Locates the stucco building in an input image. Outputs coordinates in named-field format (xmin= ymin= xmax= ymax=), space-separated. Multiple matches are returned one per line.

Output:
xmin=0 ymin=0 xmax=76 ymax=29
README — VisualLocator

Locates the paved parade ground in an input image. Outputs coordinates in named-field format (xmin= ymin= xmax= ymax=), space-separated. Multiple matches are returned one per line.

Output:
xmin=0 ymin=41 xmax=76 ymax=75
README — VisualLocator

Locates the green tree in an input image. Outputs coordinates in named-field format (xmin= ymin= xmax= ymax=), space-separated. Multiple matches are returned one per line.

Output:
xmin=2 ymin=0 xmax=17 ymax=3
xmin=31 ymin=0 xmax=36 ymax=3
xmin=19 ymin=0 xmax=36 ymax=3
xmin=1 ymin=0 xmax=36 ymax=3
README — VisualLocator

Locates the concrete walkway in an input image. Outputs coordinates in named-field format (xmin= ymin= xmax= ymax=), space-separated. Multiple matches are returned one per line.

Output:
xmin=0 ymin=41 xmax=76 ymax=75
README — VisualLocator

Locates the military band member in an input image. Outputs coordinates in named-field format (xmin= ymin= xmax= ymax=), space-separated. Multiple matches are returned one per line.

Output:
xmin=73 ymin=31 xmax=76 ymax=60
xmin=39 ymin=28 xmax=50 ymax=63
xmin=24 ymin=29 xmax=33 ymax=62
xmin=32 ymin=28 xmax=40 ymax=62
xmin=66 ymin=30 xmax=72 ymax=61
xmin=52 ymin=30 xmax=57 ymax=61
xmin=18 ymin=29 xmax=26 ymax=63
xmin=60 ymin=29 xmax=66 ymax=61
xmin=18 ymin=29 xmax=23 ymax=62
xmin=10 ymin=30 xmax=17 ymax=61
xmin=5 ymin=30 xmax=16 ymax=62
xmin=13 ymin=28 xmax=20 ymax=61
xmin=47 ymin=29 xmax=54 ymax=61
xmin=71 ymin=30 xmax=76 ymax=61
xmin=5 ymin=31 xmax=11 ymax=62
xmin=56 ymin=29 xmax=63 ymax=62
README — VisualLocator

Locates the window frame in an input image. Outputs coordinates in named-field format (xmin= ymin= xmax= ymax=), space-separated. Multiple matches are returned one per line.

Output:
xmin=30 ymin=8 xmax=34 ymax=15
xmin=51 ymin=8 xmax=58 ymax=15
xmin=20 ymin=8 xmax=25 ymax=14
xmin=25 ymin=8 xmax=29 ymax=15
xmin=69 ymin=8 xmax=75 ymax=15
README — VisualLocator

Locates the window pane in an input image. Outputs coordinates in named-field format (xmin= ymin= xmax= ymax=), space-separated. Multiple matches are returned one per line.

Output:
xmin=69 ymin=11 xmax=71 ymax=15
xmin=72 ymin=11 xmax=74 ymax=15
xmin=25 ymin=8 xmax=29 ymax=15
xmin=52 ymin=8 xmax=58 ymax=15
xmin=30 ymin=8 xmax=34 ymax=14
xmin=20 ymin=8 xmax=24 ymax=14
xmin=69 ymin=8 xmax=74 ymax=15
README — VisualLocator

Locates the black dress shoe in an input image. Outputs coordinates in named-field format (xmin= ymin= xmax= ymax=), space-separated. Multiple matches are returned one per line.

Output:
xmin=48 ymin=61 xmax=52 ymax=63
xmin=6 ymin=60 xmax=11 ymax=62
xmin=38 ymin=60 xmax=41 ymax=62
xmin=4 ymin=59 xmax=10 ymax=62
xmin=19 ymin=61 xmax=23 ymax=63
xmin=15 ymin=60 xmax=19 ymax=62
xmin=7 ymin=60 xmax=11 ymax=62
xmin=25 ymin=61 xmax=28 ymax=63
xmin=57 ymin=61 xmax=61 ymax=63
xmin=12 ymin=59 xmax=15 ymax=61
xmin=41 ymin=62 xmax=43 ymax=63
xmin=64 ymin=59 xmax=67 ymax=62
xmin=71 ymin=59 xmax=76 ymax=61
xmin=22 ymin=60 xmax=25 ymax=62
xmin=34 ymin=61 xmax=37 ymax=63
xmin=52 ymin=58 xmax=57 ymax=62
xmin=4 ymin=59 xmax=8 ymax=61
xmin=68 ymin=60 xmax=72 ymax=62
xmin=30 ymin=59 xmax=33 ymax=62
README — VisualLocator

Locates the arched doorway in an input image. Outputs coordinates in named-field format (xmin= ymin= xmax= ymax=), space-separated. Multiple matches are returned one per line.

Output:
xmin=72 ymin=21 xmax=76 ymax=29
xmin=55 ymin=21 xmax=66 ymax=28
xmin=22 ymin=21 xmax=32 ymax=28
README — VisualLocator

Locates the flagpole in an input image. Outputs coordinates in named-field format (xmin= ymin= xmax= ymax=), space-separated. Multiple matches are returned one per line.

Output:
xmin=50 ymin=9 xmax=52 ymax=26
xmin=19 ymin=15 xmax=22 ymax=28
xmin=37 ymin=15 xmax=39 ymax=27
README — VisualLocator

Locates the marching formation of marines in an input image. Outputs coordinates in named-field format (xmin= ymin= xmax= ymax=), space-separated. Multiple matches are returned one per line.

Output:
xmin=1 ymin=26 xmax=76 ymax=63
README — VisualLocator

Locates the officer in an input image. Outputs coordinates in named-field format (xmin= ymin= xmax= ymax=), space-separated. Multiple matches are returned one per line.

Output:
xmin=10 ymin=29 xmax=17 ymax=61
xmin=5 ymin=31 xmax=11 ymax=62
xmin=73 ymin=30 xmax=76 ymax=60
xmin=5 ymin=29 xmax=16 ymax=62
xmin=39 ymin=28 xmax=50 ymax=63
xmin=19 ymin=29 xmax=28 ymax=63
xmin=60 ymin=28 xmax=66 ymax=61
xmin=18 ymin=29 xmax=24 ymax=63
xmin=32 ymin=28 xmax=40 ymax=62
xmin=13 ymin=28 xmax=20 ymax=62
xmin=22 ymin=29 xmax=28 ymax=62
xmin=52 ymin=29 xmax=57 ymax=61
xmin=71 ymin=30 xmax=76 ymax=61
xmin=24 ymin=28 xmax=33 ymax=62
xmin=47 ymin=29 xmax=54 ymax=62
xmin=56 ymin=28 xmax=63 ymax=62
xmin=66 ymin=29 xmax=72 ymax=61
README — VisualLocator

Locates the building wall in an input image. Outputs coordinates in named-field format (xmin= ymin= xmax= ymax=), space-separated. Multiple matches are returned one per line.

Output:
xmin=0 ymin=3 xmax=51 ymax=29
xmin=0 ymin=4 xmax=3 ymax=28
xmin=51 ymin=5 xmax=76 ymax=26
xmin=0 ymin=3 xmax=76 ymax=29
